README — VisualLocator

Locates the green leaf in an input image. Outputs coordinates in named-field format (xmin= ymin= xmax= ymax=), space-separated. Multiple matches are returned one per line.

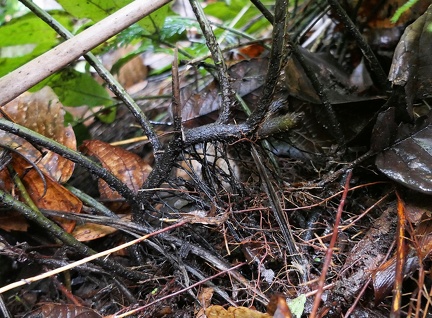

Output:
xmin=40 ymin=68 xmax=112 ymax=107
xmin=204 ymin=0 xmax=259 ymax=29
xmin=137 ymin=5 xmax=171 ymax=34
xmin=391 ymin=0 xmax=420 ymax=24
xmin=0 ymin=12 xmax=73 ymax=77
xmin=161 ymin=17 xmax=198 ymax=41
xmin=287 ymin=294 xmax=306 ymax=318
xmin=0 ymin=0 xmax=22 ymax=25
xmin=57 ymin=0 xmax=132 ymax=22
xmin=96 ymin=106 xmax=117 ymax=124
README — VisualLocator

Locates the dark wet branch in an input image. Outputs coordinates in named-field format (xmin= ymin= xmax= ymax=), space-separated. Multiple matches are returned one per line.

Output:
xmin=188 ymin=0 xmax=238 ymax=124
xmin=250 ymin=0 xmax=274 ymax=24
xmin=246 ymin=0 xmax=290 ymax=130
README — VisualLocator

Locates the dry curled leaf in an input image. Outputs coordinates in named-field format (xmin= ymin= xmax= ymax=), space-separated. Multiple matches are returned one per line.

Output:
xmin=267 ymin=295 xmax=292 ymax=318
xmin=1 ymin=86 xmax=76 ymax=183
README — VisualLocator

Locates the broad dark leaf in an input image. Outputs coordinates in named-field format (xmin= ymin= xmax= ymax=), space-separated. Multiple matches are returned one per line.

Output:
xmin=376 ymin=111 xmax=432 ymax=194
xmin=285 ymin=48 xmax=377 ymax=104
xmin=388 ymin=5 xmax=432 ymax=108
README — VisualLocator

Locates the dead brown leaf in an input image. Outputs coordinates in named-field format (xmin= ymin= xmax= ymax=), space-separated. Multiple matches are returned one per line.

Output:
xmin=1 ymin=86 xmax=76 ymax=183
xmin=80 ymin=140 xmax=152 ymax=210
xmin=205 ymin=305 xmax=271 ymax=318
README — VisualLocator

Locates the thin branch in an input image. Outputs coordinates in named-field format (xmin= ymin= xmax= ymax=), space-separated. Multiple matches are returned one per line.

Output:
xmin=19 ymin=0 xmax=163 ymax=154
xmin=246 ymin=0 xmax=290 ymax=130
xmin=310 ymin=169 xmax=353 ymax=318
xmin=171 ymin=48 xmax=183 ymax=133
xmin=188 ymin=0 xmax=238 ymax=124
xmin=250 ymin=0 xmax=274 ymax=24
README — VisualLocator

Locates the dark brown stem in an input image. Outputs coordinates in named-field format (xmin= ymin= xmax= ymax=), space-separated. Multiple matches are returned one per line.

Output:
xmin=246 ymin=0 xmax=290 ymax=130
xmin=188 ymin=0 xmax=237 ymax=124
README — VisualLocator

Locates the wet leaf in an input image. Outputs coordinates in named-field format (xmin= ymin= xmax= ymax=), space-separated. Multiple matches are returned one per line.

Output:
xmin=375 ymin=111 xmax=432 ymax=194
xmin=1 ymin=87 xmax=76 ymax=183
xmin=285 ymin=48 xmax=376 ymax=104
xmin=370 ymin=107 xmax=397 ymax=152
xmin=371 ymin=254 xmax=419 ymax=304
xmin=80 ymin=140 xmax=152 ymax=210
xmin=23 ymin=303 xmax=102 ymax=318
xmin=388 ymin=5 xmax=432 ymax=107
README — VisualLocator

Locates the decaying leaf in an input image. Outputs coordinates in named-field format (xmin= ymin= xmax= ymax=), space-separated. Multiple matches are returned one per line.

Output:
xmin=71 ymin=214 xmax=131 ymax=241
xmin=196 ymin=287 xmax=214 ymax=318
xmin=267 ymin=295 xmax=293 ymax=318
xmin=19 ymin=168 xmax=82 ymax=233
xmin=371 ymin=254 xmax=419 ymax=304
xmin=23 ymin=303 xmax=102 ymax=318
xmin=72 ymin=222 xmax=118 ymax=241
xmin=80 ymin=140 xmax=152 ymax=210
xmin=1 ymin=86 xmax=76 ymax=183
xmin=388 ymin=5 xmax=432 ymax=108
xmin=205 ymin=305 xmax=271 ymax=318
xmin=285 ymin=48 xmax=377 ymax=104
xmin=375 ymin=111 xmax=432 ymax=194
xmin=333 ymin=206 xmax=396 ymax=303
xmin=0 ymin=211 xmax=28 ymax=232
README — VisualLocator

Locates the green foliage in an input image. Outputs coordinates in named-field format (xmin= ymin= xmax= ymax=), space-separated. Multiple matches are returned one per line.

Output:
xmin=0 ymin=0 xmax=22 ymax=25
xmin=57 ymin=0 xmax=132 ymax=22
xmin=33 ymin=68 xmax=112 ymax=107
xmin=160 ymin=17 xmax=198 ymax=41
xmin=138 ymin=4 xmax=172 ymax=34
xmin=391 ymin=0 xmax=420 ymax=23
xmin=0 ymin=11 xmax=73 ymax=77
xmin=287 ymin=294 xmax=306 ymax=318
xmin=204 ymin=0 xmax=263 ymax=31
